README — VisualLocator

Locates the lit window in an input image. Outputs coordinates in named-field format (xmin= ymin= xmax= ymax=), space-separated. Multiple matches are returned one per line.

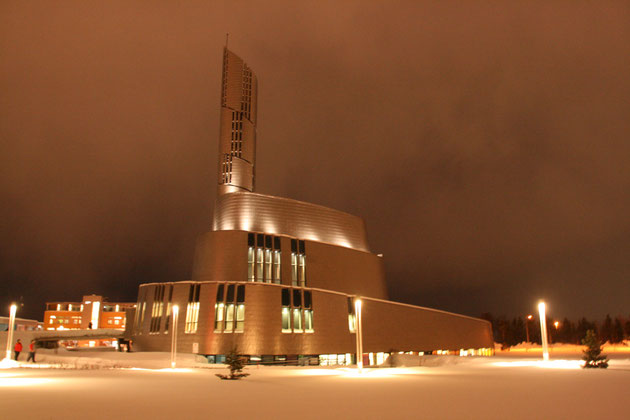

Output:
xmin=291 ymin=252 xmax=298 ymax=286
xmin=235 ymin=304 xmax=245 ymax=332
xmin=304 ymin=310 xmax=313 ymax=332
xmin=280 ymin=288 xmax=313 ymax=333
xmin=304 ymin=291 xmax=314 ymax=332
xmin=224 ymin=285 xmax=235 ymax=332
xmin=256 ymin=248 xmax=263 ymax=281
xmin=164 ymin=285 xmax=174 ymax=334
xmin=184 ymin=284 xmax=201 ymax=334
xmin=225 ymin=303 xmax=235 ymax=331
xmin=150 ymin=284 xmax=165 ymax=334
xmin=273 ymin=250 xmax=281 ymax=284
xmin=215 ymin=284 xmax=245 ymax=333
xmin=281 ymin=289 xmax=291 ymax=333
xmin=293 ymin=308 xmax=302 ymax=332
xmin=264 ymin=249 xmax=272 ymax=282
xmin=235 ymin=285 xmax=245 ymax=332
xmin=281 ymin=307 xmax=291 ymax=332
xmin=134 ymin=288 xmax=148 ymax=335
xmin=247 ymin=233 xmax=255 ymax=281
xmin=248 ymin=247 xmax=255 ymax=281
xmin=214 ymin=284 xmax=225 ymax=332
xmin=291 ymin=239 xmax=306 ymax=287
xmin=348 ymin=297 xmax=356 ymax=332
xmin=298 ymin=255 xmax=306 ymax=287
xmin=249 ymin=233 xmax=281 ymax=283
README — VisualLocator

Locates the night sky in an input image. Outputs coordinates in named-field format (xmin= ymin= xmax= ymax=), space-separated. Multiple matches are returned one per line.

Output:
xmin=2 ymin=1 xmax=629 ymax=321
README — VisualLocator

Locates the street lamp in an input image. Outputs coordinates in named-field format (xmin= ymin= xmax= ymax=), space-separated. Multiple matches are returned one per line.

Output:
xmin=170 ymin=305 xmax=179 ymax=369
xmin=4 ymin=304 xmax=17 ymax=361
xmin=354 ymin=298 xmax=363 ymax=372
xmin=538 ymin=302 xmax=549 ymax=361
xmin=525 ymin=314 xmax=533 ymax=343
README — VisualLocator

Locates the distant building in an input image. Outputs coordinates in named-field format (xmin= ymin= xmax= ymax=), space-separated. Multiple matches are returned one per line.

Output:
xmin=130 ymin=47 xmax=494 ymax=365
xmin=0 ymin=316 xmax=42 ymax=331
xmin=43 ymin=295 xmax=134 ymax=331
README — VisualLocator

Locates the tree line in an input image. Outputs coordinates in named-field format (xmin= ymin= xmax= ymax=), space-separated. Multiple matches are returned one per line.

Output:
xmin=480 ymin=313 xmax=630 ymax=347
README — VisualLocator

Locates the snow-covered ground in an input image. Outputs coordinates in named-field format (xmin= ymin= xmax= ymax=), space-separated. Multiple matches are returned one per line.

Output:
xmin=1 ymin=349 xmax=629 ymax=419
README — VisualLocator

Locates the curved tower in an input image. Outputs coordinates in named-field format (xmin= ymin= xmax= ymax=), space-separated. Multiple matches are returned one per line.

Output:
xmin=217 ymin=47 xmax=258 ymax=195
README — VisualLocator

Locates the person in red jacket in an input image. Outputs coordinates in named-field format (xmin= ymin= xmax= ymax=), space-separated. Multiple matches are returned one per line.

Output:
xmin=26 ymin=340 xmax=36 ymax=363
xmin=14 ymin=339 xmax=23 ymax=361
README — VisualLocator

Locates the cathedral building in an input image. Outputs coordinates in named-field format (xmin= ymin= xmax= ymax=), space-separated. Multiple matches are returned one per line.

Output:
xmin=130 ymin=47 xmax=493 ymax=365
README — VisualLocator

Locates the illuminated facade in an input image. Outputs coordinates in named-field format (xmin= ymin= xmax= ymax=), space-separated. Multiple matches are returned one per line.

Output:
xmin=130 ymin=47 xmax=493 ymax=364
xmin=43 ymin=295 xmax=134 ymax=331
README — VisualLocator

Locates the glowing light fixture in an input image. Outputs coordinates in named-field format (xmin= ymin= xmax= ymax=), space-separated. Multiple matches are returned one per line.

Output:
xmin=538 ymin=301 xmax=549 ymax=361
xmin=91 ymin=301 xmax=100 ymax=329
xmin=171 ymin=305 xmax=179 ymax=369
xmin=525 ymin=314 xmax=533 ymax=343
xmin=4 ymin=304 xmax=17 ymax=361
xmin=354 ymin=298 xmax=363 ymax=372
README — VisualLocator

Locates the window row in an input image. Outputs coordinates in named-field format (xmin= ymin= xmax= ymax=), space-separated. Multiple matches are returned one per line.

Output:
xmin=281 ymin=288 xmax=313 ymax=333
xmin=240 ymin=67 xmax=253 ymax=118
xmin=214 ymin=284 xmax=246 ymax=333
xmin=248 ymin=233 xmax=281 ymax=283
xmin=46 ymin=303 xmax=83 ymax=312
xmin=220 ymin=153 xmax=233 ymax=184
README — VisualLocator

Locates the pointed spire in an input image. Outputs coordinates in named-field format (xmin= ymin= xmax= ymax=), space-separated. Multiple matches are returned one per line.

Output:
xmin=225 ymin=33 xmax=229 ymax=48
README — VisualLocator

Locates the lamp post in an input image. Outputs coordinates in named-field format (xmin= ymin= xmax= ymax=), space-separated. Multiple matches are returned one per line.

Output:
xmin=525 ymin=314 xmax=533 ymax=343
xmin=4 ymin=304 xmax=17 ymax=361
xmin=170 ymin=305 xmax=179 ymax=369
xmin=355 ymin=298 xmax=363 ymax=372
xmin=551 ymin=321 xmax=560 ymax=344
xmin=538 ymin=302 xmax=549 ymax=361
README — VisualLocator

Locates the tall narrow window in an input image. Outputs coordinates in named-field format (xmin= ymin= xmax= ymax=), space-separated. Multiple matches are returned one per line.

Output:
xmin=292 ymin=289 xmax=303 ymax=332
xmin=150 ymin=285 xmax=165 ymax=333
xmin=304 ymin=291 xmax=314 ymax=332
xmin=225 ymin=285 xmax=235 ymax=331
xmin=281 ymin=289 xmax=291 ymax=332
xmin=225 ymin=303 xmax=235 ymax=331
xmin=264 ymin=248 xmax=272 ymax=282
xmin=185 ymin=284 xmax=201 ymax=334
xmin=214 ymin=284 xmax=225 ymax=332
xmin=235 ymin=285 xmax=245 ymax=332
xmin=216 ymin=284 xmax=246 ymax=333
xmin=248 ymin=233 xmax=281 ymax=283
xmin=164 ymin=285 xmax=173 ymax=334
xmin=348 ymin=297 xmax=356 ymax=332
xmin=247 ymin=233 xmax=255 ymax=282
xmin=291 ymin=239 xmax=306 ymax=287
xmin=291 ymin=239 xmax=298 ymax=286
xmin=298 ymin=241 xmax=306 ymax=287
xmin=273 ymin=237 xmax=281 ymax=284
xmin=135 ymin=288 xmax=148 ymax=335
xmin=256 ymin=235 xmax=264 ymax=282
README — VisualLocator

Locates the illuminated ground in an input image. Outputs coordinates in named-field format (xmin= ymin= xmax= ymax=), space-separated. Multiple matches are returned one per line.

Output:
xmin=1 ymin=355 xmax=629 ymax=419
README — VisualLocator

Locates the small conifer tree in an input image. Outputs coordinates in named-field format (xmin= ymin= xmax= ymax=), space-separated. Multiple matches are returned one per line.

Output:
xmin=216 ymin=347 xmax=250 ymax=380
xmin=581 ymin=329 xmax=608 ymax=369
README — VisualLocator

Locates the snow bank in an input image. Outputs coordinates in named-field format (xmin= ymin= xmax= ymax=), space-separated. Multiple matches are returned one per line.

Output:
xmin=28 ymin=348 xmax=214 ymax=369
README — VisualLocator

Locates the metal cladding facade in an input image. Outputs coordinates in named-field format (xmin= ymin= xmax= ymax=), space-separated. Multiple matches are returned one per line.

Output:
xmin=132 ymin=282 xmax=493 ymax=357
xmin=218 ymin=48 xmax=257 ymax=195
xmin=130 ymin=47 xmax=494 ymax=361
xmin=213 ymin=192 xmax=371 ymax=252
